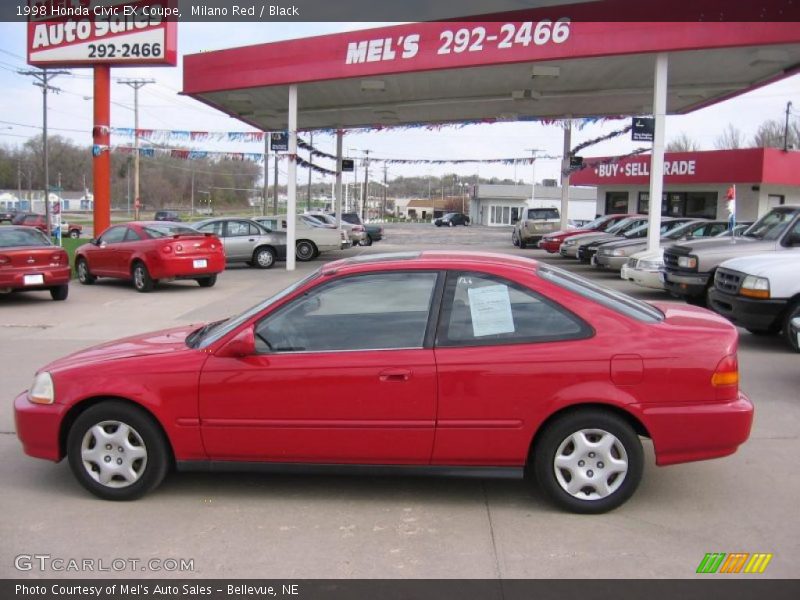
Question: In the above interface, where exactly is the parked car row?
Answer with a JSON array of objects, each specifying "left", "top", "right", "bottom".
[
  {"left": 10, "top": 212, "right": 83, "bottom": 239},
  {"left": 1, "top": 213, "right": 377, "bottom": 299},
  {"left": 535, "top": 206, "right": 800, "bottom": 352}
]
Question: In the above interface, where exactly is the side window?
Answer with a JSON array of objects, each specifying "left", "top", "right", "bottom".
[
  {"left": 23, "top": 215, "right": 38, "bottom": 225},
  {"left": 124, "top": 228, "right": 142, "bottom": 242},
  {"left": 99, "top": 226, "right": 126, "bottom": 244},
  {"left": 197, "top": 222, "right": 223, "bottom": 236},
  {"left": 255, "top": 272, "right": 438, "bottom": 353},
  {"left": 438, "top": 272, "right": 589, "bottom": 347},
  {"left": 228, "top": 221, "right": 251, "bottom": 237},
  {"left": 249, "top": 222, "right": 263, "bottom": 236},
  {"left": 704, "top": 223, "right": 727, "bottom": 237}
]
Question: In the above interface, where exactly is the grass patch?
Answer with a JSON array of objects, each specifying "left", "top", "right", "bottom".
[{"left": 55, "top": 237, "right": 88, "bottom": 278}]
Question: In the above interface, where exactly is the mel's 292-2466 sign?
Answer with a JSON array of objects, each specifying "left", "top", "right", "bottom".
[{"left": 27, "top": 1, "right": 177, "bottom": 67}]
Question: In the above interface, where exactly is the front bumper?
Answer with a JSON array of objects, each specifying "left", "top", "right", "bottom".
[
  {"left": 663, "top": 270, "right": 710, "bottom": 298},
  {"left": 708, "top": 289, "right": 787, "bottom": 331},
  {"left": 626, "top": 267, "right": 666, "bottom": 291},
  {"left": 595, "top": 254, "right": 629, "bottom": 270},
  {"left": 14, "top": 391, "right": 66, "bottom": 462},
  {"left": 642, "top": 392, "right": 753, "bottom": 466},
  {"left": 539, "top": 239, "right": 562, "bottom": 253}
]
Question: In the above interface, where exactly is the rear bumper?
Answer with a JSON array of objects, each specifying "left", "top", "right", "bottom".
[
  {"left": 0, "top": 266, "right": 70, "bottom": 291},
  {"left": 595, "top": 255, "right": 628, "bottom": 270},
  {"left": 642, "top": 392, "right": 753, "bottom": 466},
  {"left": 663, "top": 270, "right": 710, "bottom": 298},
  {"left": 708, "top": 289, "right": 786, "bottom": 331},
  {"left": 149, "top": 254, "right": 226, "bottom": 279},
  {"left": 539, "top": 240, "right": 561, "bottom": 253},
  {"left": 14, "top": 391, "right": 66, "bottom": 462}
]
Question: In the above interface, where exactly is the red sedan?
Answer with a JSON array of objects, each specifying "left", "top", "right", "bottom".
[
  {"left": 75, "top": 221, "right": 225, "bottom": 293},
  {"left": 14, "top": 252, "right": 752, "bottom": 513},
  {"left": 538, "top": 214, "right": 633, "bottom": 253},
  {"left": 0, "top": 226, "right": 70, "bottom": 300}
]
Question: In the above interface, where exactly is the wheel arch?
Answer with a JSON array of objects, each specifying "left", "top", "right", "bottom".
[
  {"left": 58, "top": 396, "right": 175, "bottom": 467},
  {"left": 527, "top": 402, "right": 651, "bottom": 464}
]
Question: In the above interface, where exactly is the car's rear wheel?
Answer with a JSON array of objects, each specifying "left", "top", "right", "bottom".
[
  {"left": 132, "top": 262, "right": 155, "bottom": 293},
  {"left": 296, "top": 240, "right": 317, "bottom": 261},
  {"left": 519, "top": 237, "right": 527, "bottom": 249},
  {"left": 253, "top": 246, "right": 276, "bottom": 269},
  {"left": 69, "top": 229, "right": 80, "bottom": 239},
  {"left": 448, "top": 221, "right": 454, "bottom": 227},
  {"left": 66, "top": 401, "right": 170, "bottom": 501},
  {"left": 196, "top": 275, "right": 217, "bottom": 288},
  {"left": 532, "top": 409, "right": 643, "bottom": 513},
  {"left": 358, "top": 235, "right": 373, "bottom": 247},
  {"left": 76, "top": 258, "right": 96, "bottom": 285},
  {"left": 783, "top": 301, "right": 800, "bottom": 353},
  {"left": 49, "top": 284, "right": 69, "bottom": 301}
]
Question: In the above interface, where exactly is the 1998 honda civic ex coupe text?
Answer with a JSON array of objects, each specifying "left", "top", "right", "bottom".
[{"left": 14, "top": 252, "right": 753, "bottom": 513}]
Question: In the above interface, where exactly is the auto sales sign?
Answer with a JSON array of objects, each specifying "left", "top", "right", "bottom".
[{"left": 27, "top": 1, "right": 177, "bottom": 67}]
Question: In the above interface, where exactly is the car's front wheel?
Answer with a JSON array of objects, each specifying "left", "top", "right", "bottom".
[
  {"left": 295, "top": 240, "right": 317, "bottom": 262},
  {"left": 532, "top": 409, "right": 643, "bottom": 513},
  {"left": 253, "top": 247, "right": 276, "bottom": 269},
  {"left": 69, "top": 229, "right": 80, "bottom": 239},
  {"left": 66, "top": 401, "right": 170, "bottom": 500},
  {"left": 76, "top": 258, "right": 96, "bottom": 285},
  {"left": 783, "top": 301, "right": 800, "bottom": 353},
  {"left": 358, "top": 235, "right": 373, "bottom": 247}
]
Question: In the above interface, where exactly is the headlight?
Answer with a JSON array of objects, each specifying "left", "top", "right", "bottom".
[
  {"left": 639, "top": 259, "right": 663, "bottom": 270},
  {"left": 677, "top": 255, "right": 697, "bottom": 269},
  {"left": 740, "top": 275, "right": 770, "bottom": 299},
  {"left": 612, "top": 249, "right": 627, "bottom": 257},
  {"left": 29, "top": 372, "right": 54, "bottom": 405},
  {"left": 563, "top": 240, "right": 575, "bottom": 246}
]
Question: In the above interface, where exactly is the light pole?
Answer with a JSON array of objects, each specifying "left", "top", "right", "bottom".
[
  {"left": 118, "top": 79, "right": 155, "bottom": 219},
  {"left": 525, "top": 148, "right": 540, "bottom": 206}
]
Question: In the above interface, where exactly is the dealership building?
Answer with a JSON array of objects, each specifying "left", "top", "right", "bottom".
[{"left": 570, "top": 148, "right": 800, "bottom": 221}]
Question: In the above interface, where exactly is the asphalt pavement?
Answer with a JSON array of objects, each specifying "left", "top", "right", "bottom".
[{"left": 1, "top": 222, "right": 797, "bottom": 578}]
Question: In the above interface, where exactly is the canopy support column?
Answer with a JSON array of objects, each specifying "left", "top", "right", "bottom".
[
  {"left": 647, "top": 53, "right": 668, "bottom": 253},
  {"left": 335, "top": 130, "right": 343, "bottom": 228},
  {"left": 560, "top": 119, "right": 572, "bottom": 231},
  {"left": 286, "top": 84, "right": 298, "bottom": 271}
]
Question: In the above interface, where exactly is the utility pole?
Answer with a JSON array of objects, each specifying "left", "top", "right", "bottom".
[
  {"left": 362, "top": 149, "right": 371, "bottom": 220},
  {"left": 191, "top": 166, "right": 195, "bottom": 218},
  {"left": 784, "top": 101, "right": 794, "bottom": 152},
  {"left": 19, "top": 68, "right": 69, "bottom": 238},
  {"left": 17, "top": 159, "right": 22, "bottom": 203},
  {"left": 118, "top": 78, "right": 155, "bottom": 219},
  {"left": 382, "top": 163, "right": 388, "bottom": 220},
  {"left": 306, "top": 131, "right": 313, "bottom": 211},
  {"left": 273, "top": 154, "right": 279, "bottom": 214},
  {"left": 263, "top": 135, "right": 268, "bottom": 216},
  {"left": 525, "top": 148, "right": 540, "bottom": 207}
]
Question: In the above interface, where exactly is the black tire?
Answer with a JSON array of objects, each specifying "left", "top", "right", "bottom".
[
  {"left": 783, "top": 301, "right": 800, "bottom": 353},
  {"left": 532, "top": 409, "right": 644, "bottom": 514},
  {"left": 69, "top": 229, "right": 80, "bottom": 239},
  {"left": 132, "top": 262, "right": 155, "bottom": 293},
  {"left": 66, "top": 400, "right": 170, "bottom": 501},
  {"left": 519, "top": 238, "right": 527, "bottom": 249},
  {"left": 435, "top": 223, "right": 441, "bottom": 227},
  {"left": 49, "top": 284, "right": 69, "bottom": 301},
  {"left": 448, "top": 221, "right": 454, "bottom": 227},
  {"left": 359, "top": 235, "right": 373, "bottom": 247},
  {"left": 745, "top": 327, "right": 779, "bottom": 336},
  {"left": 512, "top": 232, "right": 520, "bottom": 247},
  {"left": 76, "top": 258, "right": 96, "bottom": 285},
  {"left": 295, "top": 240, "right": 317, "bottom": 262},
  {"left": 197, "top": 274, "right": 217, "bottom": 288},
  {"left": 253, "top": 246, "right": 276, "bottom": 269}
]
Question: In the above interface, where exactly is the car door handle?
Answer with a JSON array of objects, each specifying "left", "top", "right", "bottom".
[
  {"left": 379, "top": 369, "right": 412, "bottom": 382},
  {"left": 248, "top": 238, "right": 256, "bottom": 242}
]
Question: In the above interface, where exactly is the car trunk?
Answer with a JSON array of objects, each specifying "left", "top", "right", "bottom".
[{"left": 1, "top": 246, "right": 66, "bottom": 268}]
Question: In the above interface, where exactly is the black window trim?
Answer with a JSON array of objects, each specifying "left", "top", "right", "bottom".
[
  {"left": 254, "top": 269, "right": 446, "bottom": 355},
  {"left": 434, "top": 270, "right": 594, "bottom": 349}
]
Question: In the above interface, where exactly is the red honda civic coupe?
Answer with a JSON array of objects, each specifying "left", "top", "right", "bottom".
[
  {"left": 0, "top": 226, "right": 70, "bottom": 301},
  {"left": 538, "top": 214, "right": 633, "bottom": 254},
  {"left": 75, "top": 221, "right": 225, "bottom": 292},
  {"left": 14, "top": 252, "right": 753, "bottom": 513}
]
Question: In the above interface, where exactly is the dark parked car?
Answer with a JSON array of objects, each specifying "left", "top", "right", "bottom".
[
  {"left": 154, "top": 210, "right": 182, "bottom": 222},
  {"left": 339, "top": 212, "right": 383, "bottom": 246},
  {"left": 435, "top": 212, "right": 470, "bottom": 227},
  {"left": 1, "top": 208, "right": 20, "bottom": 223},
  {"left": 11, "top": 213, "right": 83, "bottom": 239}
]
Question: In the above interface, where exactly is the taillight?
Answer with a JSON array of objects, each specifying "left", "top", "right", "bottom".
[
  {"left": 0, "top": 254, "right": 9, "bottom": 266},
  {"left": 162, "top": 244, "right": 173, "bottom": 254},
  {"left": 175, "top": 243, "right": 184, "bottom": 252},
  {"left": 50, "top": 252, "right": 62, "bottom": 262},
  {"left": 712, "top": 354, "right": 739, "bottom": 400}
]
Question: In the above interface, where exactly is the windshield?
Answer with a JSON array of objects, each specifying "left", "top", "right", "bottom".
[
  {"left": 188, "top": 269, "right": 322, "bottom": 349},
  {"left": 340, "top": 213, "right": 361, "bottom": 225},
  {"left": 0, "top": 227, "right": 51, "bottom": 247},
  {"left": 581, "top": 215, "right": 611, "bottom": 229},
  {"left": 144, "top": 224, "right": 201, "bottom": 238},
  {"left": 624, "top": 219, "right": 688, "bottom": 239},
  {"left": 605, "top": 217, "right": 638, "bottom": 234},
  {"left": 665, "top": 221, "right": 702, "bottom": 239},
  {"left": 743, "top": 209, "right": 797, "bottom": 241}
]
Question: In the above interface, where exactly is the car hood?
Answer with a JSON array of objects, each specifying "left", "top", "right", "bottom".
[
  {"left": 668, "top": 236, "right": 777, "bottom": 256},
  {"left": 43, "top": 325, "right": 200, "bottom": 372},
  {"left": 719, "top": 251, "right": 800, "bottom": 277}
]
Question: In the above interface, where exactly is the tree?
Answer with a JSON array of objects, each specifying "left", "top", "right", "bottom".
[
  {"left": 752, "top": 118, "right": 800, "bottom": 149},
  {"left": 666, "top": 133, "right": 700, "bottom": 152},
  {"left": 714, "top": 124, "right": 744, "bottom": 149}
]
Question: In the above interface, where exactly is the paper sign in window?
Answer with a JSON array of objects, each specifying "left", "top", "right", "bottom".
[{"left": 468, "top": 284, "right": 515, "bottom": 337}]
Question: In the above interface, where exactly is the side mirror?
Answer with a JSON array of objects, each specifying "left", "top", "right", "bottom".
[
  {"left": 89, "top": 238, "right": 99, "bottom": 246},
  {"left": 217, "top": 326, "right": 256, "bottom": 358}
]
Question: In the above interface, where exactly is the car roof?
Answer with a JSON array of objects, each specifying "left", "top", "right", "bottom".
[{"left": 321, "top": 251, "right": 539, "bottom": 276}]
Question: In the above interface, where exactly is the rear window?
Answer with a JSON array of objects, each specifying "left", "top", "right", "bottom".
[
  {"left": 538, "top": 264, "right": 664, "bottom": 323},
  {"left": 527, "top": 208, "right": 559, "bottom": 220},
  {"left": 144, "top": 224, "right": 201, "bottom": 238},
  {"left": 0, "top": 228, "right": 51, "bottom": 247}
]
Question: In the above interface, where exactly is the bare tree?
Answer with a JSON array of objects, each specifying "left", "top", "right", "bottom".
[
  {"left": 714, "top": 124, "right": 744, "bottom": 149},
  {"left": 666, "top": 132, "right": 700, "bottom": 152},
  {"left": 752, "top": 118, "right": 800, "bottom": 149}
]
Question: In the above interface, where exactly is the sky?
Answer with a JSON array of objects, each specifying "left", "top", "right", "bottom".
[{"left": 1, "top": 20, "right": 798, "bottom": 190}]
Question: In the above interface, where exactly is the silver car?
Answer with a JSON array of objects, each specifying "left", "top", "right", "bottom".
[{"left": 193, "top": 218, "right": 287, "bottom": 269}]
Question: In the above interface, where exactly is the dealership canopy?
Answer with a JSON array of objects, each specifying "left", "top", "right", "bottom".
[{"left": 182, "top": 4, "right": 800, "bottom": 268}]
